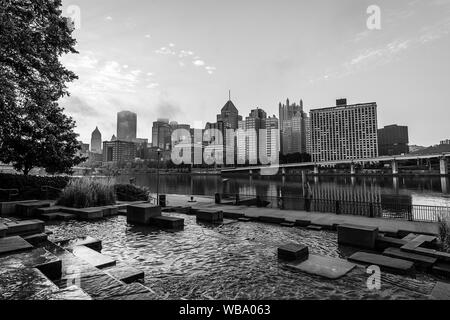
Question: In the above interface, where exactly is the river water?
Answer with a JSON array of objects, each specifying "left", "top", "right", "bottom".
[{"left": 117, "top": 174, "right": 450, "bottom": 208}]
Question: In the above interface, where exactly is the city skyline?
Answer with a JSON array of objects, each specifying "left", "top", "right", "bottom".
[{"left": 60, "top": 0, "right": 450, "bottom": 146}]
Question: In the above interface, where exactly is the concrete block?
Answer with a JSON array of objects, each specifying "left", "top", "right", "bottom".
[
  {"left": 383, "top": 247, "right": 437, "bottom": 270},
  {"left": 431, "top": 281, "right": 450, "bottom": 300},
  {"left": 16, "top": 201, "right": 51, "bottom": 217},
  {"left": 149, "top": 216, "right": 184, "bottom": 230},
  {"left": 222, "top": 211, "right": 245, "bottom": 220},
  {"left": 71, "top": 245, "right": 116, "bottom": 269},
  {"left": 36, "top": 206, "right": 63, "bottom": 215},
  {"left": 57, "top": 236, "right": 102, "bottom": 252},
  {"left": 337, "top": 224, "right": 379, "bottom": 249},
  {"left": 280, "top": 222, "right": 295, "bottom": 228},
  {"left": 0, "top": 200, "right": 38, "bottom": 216},
  {"left": 0, "top": 236, "right": 34, "bottom": 256},
  {"left": 41, "top": 213, "right": 60, "bottom": 221},
  {"left": 258, "top": 216, "right": 286, "bottom": 224},
  {"left": 238, "top": 217, "right": 251, "bottom": 222},
  {"left": 22, "top": 233, "right": 48, "bottom": 246},
  {"left": 294, "top": 219, "right": 311, "bottom": 227},
  {"left": 348, "top": 251, "right": 415, "bottom": 275},
  {"left": 56, "top": 213, "right": 77, "bottom": 221},
  {"left": 401, "top": 245, "right": 450, "bottom": 263},
  {"left": 196, "top": 209, "right": 223, "bottom": 223},
  {"left": 287, "top": 254, "right": 356, "bottom": 280},
  {"left": 5, "top": 219, "right": 45, "bottom": 236},
  {"left": 376, "top": 235, "right": 408, "bottom": 250},
  {"left": 0, "top": 223, "right": 7, "bottom": 238},
  {"left": 127, "top": 204, "right": 161, "bottom": 225},
  {"left": 106, "top": 265, "right": 145, "bottom": 284},
  {"left": 278, "top": 244, "right": 309, "bottom": 262},
  {"left": 307, "top": 225, "right": 323, "bottom": 231},
  {"left": 433, "top": 262, "right": 450, "bottom": 278}
]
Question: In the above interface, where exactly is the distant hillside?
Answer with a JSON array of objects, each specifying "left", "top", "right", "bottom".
[{"left": 409, "top": 144, "right": 450, "bottom": 155}]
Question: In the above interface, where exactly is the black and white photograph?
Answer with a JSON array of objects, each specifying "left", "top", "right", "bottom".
[{"left": 1, "top": 0, "right": 450, "bottom": 312}]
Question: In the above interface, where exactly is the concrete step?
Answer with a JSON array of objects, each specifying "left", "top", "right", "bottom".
[
  {"left": 348, "top": 251, "right": 415, "bottom": 275},
  {"left": 401, "top": 245, "right": 450, "bottom": 263},
  {"left": 376, "top": 235, "right": 408, "bottom": 251},
  {"left": 432, "top": 262, "right": 450, "bottom": 278},
  {"left": 36, "top": 206, "right": 64, "bottom": 215},
  {"left": 4, "top": 219, "right": 45, "bottom": 237},
  {"left": 61, "top": 207, "right": 104, "bottom": 220},
  {"left": 258, "top": 216, "right": 286, "bottom": 224},
  {"left": 0, "top": 223, "right": 7, "bottom": 238},
  {"left": 56, "top": 236, "right": 102, "bottom": 252},
  {"left": 280, "top": 222, "right": 295, "bottom": 228},
  {"left": 222, "top": 211, "right": 245, "bottom": 220},
  {"left": 0, "top": 236, "right": 34, "bottom": 256},
  {"left": 0, "top": 200, "right": 39, "bottom": 217},
  {"left": 22, "top": 233, "right": 48, "bottom": 246},
  {"left": 287, "top": 254, "right": 356, "bottom": 280},
  {"left": 238, "top": 217, "right": 251, "bottom": 222},
  {"left": 382, "top": 247, "right": 437, "bottom": 270},
  {"left": 307, "top": 225, "right": 323, "bottom": 231},
  {"left": 149, "top": 215, "right": 184, "bottom": 230},
  {"left": 40, "top": 213, "right": 60, "bottom": 221},
  {"left": 105, "top": 265, "right": 145, "bottom": 284},
  {"left": 16, "top": 201, "right": 52, "bottom": 217},
  {"left": 294, "top": 219, "right": 311, "bottom": 227},
  {"left": 70, "top": 245, "right": 116, "bottom": 269},
  {"left": 431, "top": 281, "right": 450, "bottom": 300},
  {"left": 195, "top": 209, "right": 224, "bottom": 223}
]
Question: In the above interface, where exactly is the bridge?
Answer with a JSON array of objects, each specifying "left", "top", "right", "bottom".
[{"left": 221, "top": 152, "right": 450, "bottom": 176}]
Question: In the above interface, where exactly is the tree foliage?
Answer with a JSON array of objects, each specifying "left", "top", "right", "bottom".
[{"left": 0, "top": 0, "right": 84, "bottom": 175}]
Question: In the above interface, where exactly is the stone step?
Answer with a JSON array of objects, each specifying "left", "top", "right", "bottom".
[
  {"left": 402, "top": 233, "right": 419, "bottom": 241},
  {"left": 195, "top": 209, "right": 223, "bottom": 223},
  {"left": 4, "top": 219, "right": 45, "bottom": 236},
  {"left": 376, "top": 235, "right": 408, "bottom": 251},
  {"left": 401, "top": 245, "right": 450, "bottom": 263},
  {"left": 101, "top": 205, "right": 119, "bottom": 217},
  {"left": 149, "top": 215, "right": 184, "bottom": 230},
  {"left": 36, "top": 206, "right": 63, "bottom": 215},
  {"left": 337, "top": 224, "right": 379, "bottom": 249},
  {"left": 278, "top": 244, "right": 309, "bottom": 262},
  {"left": 286, "top": 254, "right": 356, "bottom": 280},
  {"left": 432, "top": 262, "right": 450, "bottom": 278},
  {"left": 101, "top": 282, "right": 157, "bottom": 300},
  {"left": 222, "top": 211, "right": 245, "bottom": 220},
  {"left": 16, "top": 201, "right": 52, "bottom": 217},
  {"left": 348, "top": 251, "right": 415, "bottom": 275},
  {"left": 306, "top": 225, "right": 323, "bottom": 231},
  {"left": 117, "top": 209, "right": 127, "bottom": 216},
  {"left": 294, "top": 219, "right": 311, "bottom": 227},
  {"left": 22, "top": 233, "right": 48, "bottom": 246},
  {"left": 61, "top": 207, "right": 104, "bottom": 220},
  {"left": 56, "top": 212, "right": 78, "bottom": 221},
  {"left": 0, "top": 200, "right": 39, "bottom": 217},
  {"left": 40, "top": 213, "right": 60, "bottom": 221},
  {"left": 0, "top": 236, "right": 34, "bottom": 256},
  {"left": 0, "top": 223, "right": 7, "bottom": 238},
  {"left": 430, "top": 281, "right": 450, "bottom": 300},
  {"left": 56, "top": 236, "right": 102, "bottom": 252},
  {"left": 238, "top": 217, "right": 251, "bottom": 222},
  {"left": 70, "top": 245, "right": 116, "bottom": 269},
  {"left": 382, "top": 247, "right": 437, "bottom": 270},
  {"left": 258, "top": 216, "right": 286, "bottom": 224},
  {"left": 105, "top": 265, "right": 145, "bottom": 284},
  {"left": 127, "top": 204, "right": 161, "bottom": 225},
  {"left": 280, "top": 222, "right": 295, "bottom": 228}
]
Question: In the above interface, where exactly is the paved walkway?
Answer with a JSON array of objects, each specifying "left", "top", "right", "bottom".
[{"left": 164, "top": 194, "right": 440, "bottom": 236}]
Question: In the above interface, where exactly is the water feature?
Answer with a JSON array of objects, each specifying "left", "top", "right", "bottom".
[{"left": 46, "top": 214, "right": 436, "bottom": 299}]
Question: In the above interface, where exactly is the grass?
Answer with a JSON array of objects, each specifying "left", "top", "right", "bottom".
[
  {"left": 114, "top": 184, "right": 151, "bottom": 202},
  {"left": 56, "top": 177, "right": 116, "bottom": 208},
  {"left": 438, "top": 216, "right": 450, "bottom": 253}
]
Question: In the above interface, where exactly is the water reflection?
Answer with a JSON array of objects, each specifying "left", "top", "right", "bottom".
[{"left": 118, "top": 174, "right": 450, "bottom": 207}]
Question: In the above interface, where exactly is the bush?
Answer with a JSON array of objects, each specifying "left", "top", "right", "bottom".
[
  {"left": 0, "top": 173, "right": 70, "bottom": 201},
  {"left": 56, "top": 177, "right": 116, "bottom": 208},
  {"left": 438, "top": 217, "right": 450, "bottom": 253},
  {"left": 114, "top": 184, "right": 150, "bottom": 202}
]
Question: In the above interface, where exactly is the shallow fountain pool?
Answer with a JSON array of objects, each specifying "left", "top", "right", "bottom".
[{"left": 46, "top": 214, "right": 436, "bottom": 300}]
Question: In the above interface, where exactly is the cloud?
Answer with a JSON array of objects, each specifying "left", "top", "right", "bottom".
[
  {"left": 193, "top": 60, "right": 205, "bottom": 66},
  {"left": 63, "top": 96, "right": 99, "bottom": 117},
  {"left": 144, "top": 34, "right": 151, "bottom": 38},
  {"left": 105, "top": 16, "right": 113, "bottom": 21},
  {"left": 155, "top": 99, "right": 183, "bottom": 119},
  {"left": 155, "top": 46, "right": 176, "bottom": 55},
  {"left": 146, "top": 83, "right": 159, "bottom": 89},
  {"left": 205, "top": 66, "right": 216, "bottom": 74}
]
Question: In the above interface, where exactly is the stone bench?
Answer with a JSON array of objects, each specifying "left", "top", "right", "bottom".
[
  {"left": 127, "top": 204, "right": 161, "bottom": 225},
  {"left": 348, "top": 251, "right": 415, "bottom": 275},
  {"left": 337, "top": 224, "right": 379, "bottom": 249},
  {"left": 278, "top": 244, "right": 309, "bottom": 262}
]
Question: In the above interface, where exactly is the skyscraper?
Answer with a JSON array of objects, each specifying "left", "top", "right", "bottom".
[
  {"left": 152, "top": 118, "right": 172, "bottom": 151},
  {"left": 310, "top": 99, "right": 378, "bottom": 162},
  {"left": 378, "top": 124, "right": 409, "bottom": 156},
  {"left": 90, "top": 127, "right": 102, "bottom": 154},
  {"left": 117, "top": 111, "right": 137, "bottom": 141},
  {"left": 279, "top": 98, "right": 308, "bottom": 155}
]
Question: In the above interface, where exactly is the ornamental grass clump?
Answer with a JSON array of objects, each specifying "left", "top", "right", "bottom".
[
  {"left": 57, "top": 177, "right": 116, "bottom": 208},
  {"left": 438, "top": 216, "right": 450, "bottom": 253}
]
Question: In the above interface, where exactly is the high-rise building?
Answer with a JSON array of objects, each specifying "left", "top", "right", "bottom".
[
  {"left": 440, "top": 139, "right": 450, "bottom": 145},
  {"left": 265, "top": 116, "right": 280, "bottom": 161},
  {"left": 305, "top": 116, "right": 311, "bottom": 155},
  {"left": 152, "top": 118, "right": 172, "bottom": 151},
  {"left": 117, "top": 111, "right": 137, "bottom": 141},
  {"left": 90, "top": 127, "right": 102, "bottom": 154},
  {"left": 378, "top": 125, "right": 409, "bottom": 156},
  {"left": 279, "top": 98, "right": 308, "bottom": 155},
  {"left": 103, "top": 140, "right": 136, "bottom": 163},
  {"left": 310, "top": 99, "right": 378, "bottom": 162}
]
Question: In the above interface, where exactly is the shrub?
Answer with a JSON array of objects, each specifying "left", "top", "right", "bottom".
[
  {"left": 0, "top": 173, "right": 70, "bottom": 200},
  {"left": 438, "top": 217, "right": 450, "bottom": 253},
  {"left": 114, "top": 184, "right": 150, "bottom": 202},
  {"left": 57, "top": 177, "right": 116, "bottom": 208}
]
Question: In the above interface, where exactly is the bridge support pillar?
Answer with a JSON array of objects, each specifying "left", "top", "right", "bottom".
[
  {"left": 249, "top": 169, "right": 253, "bottom": 176},
  {"left": 391, "top": 160, "right": 399, "bottom": 175},
  {"left": 301, "top": 170, "right": 306, "bottom": 184},
  {"left": 282, "top": 168, "right": 286, "bottom": 176},
  {"left": 314, "top": 165, "right": 319, "bottom": 175},
  {"left": 350, "top": 163, "right": 356, "bottom": 175},
  {"left": 442, "top": 177, "right": 449, "bottom": 194},
  {"left": 440, "top": 158, "right": 448, "bottom": 175}
]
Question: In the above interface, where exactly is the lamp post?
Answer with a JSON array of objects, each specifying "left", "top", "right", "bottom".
[{"left": 157, "top": 148, "right": 161, "bottom": 206}]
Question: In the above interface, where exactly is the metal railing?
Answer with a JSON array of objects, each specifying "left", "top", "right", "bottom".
[{"left": 217, "top": 193, "right": 450, "bottom": 223}]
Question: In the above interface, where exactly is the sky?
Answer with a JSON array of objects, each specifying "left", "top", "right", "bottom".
[{"left": 59, "top": 0, "right": 450, "bottom": 146}]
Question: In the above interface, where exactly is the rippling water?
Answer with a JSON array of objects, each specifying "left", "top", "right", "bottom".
[{"left": 45, "top": 215, "right": 438, "bottom": 300}]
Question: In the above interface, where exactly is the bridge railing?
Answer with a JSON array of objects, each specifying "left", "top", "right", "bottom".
[{"left": 218, "top": 193, "right": 450, "bottom": 223}]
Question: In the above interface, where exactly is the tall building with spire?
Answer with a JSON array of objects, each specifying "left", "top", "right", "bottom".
[
  {"left": 117, "top": 111, "right": 137, "bottom": 141},
  {"left": 279, "top": 98, "right": 308, "bottom": 155},
  {"left": 90, "top": 127, "right": 102, "bottom": 154}
]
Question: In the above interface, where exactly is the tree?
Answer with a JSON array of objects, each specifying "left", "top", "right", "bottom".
[{"left": 0, "top": 0, "right": 84, "bottom": 175}]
